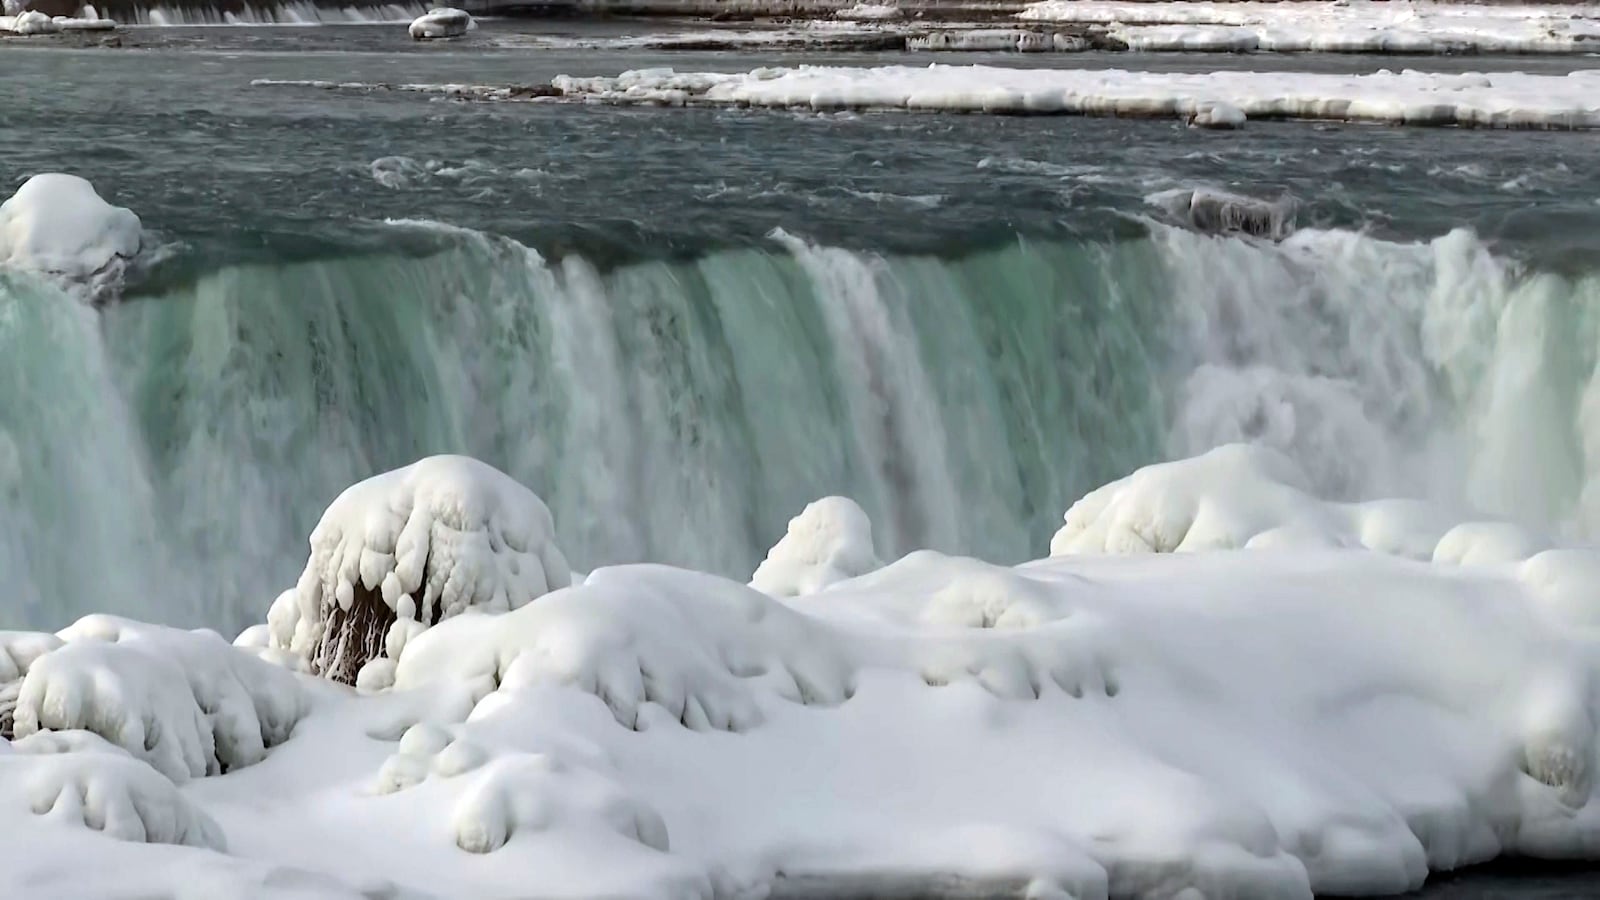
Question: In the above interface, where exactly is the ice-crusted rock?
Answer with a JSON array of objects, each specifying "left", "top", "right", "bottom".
[
  {"left": 835, "top": 2, "right": 900, "bottom": 20},
  {"left": 1192, "top": 101, "right": 1246, "bottom": 129},
  {"left": 0, "top": 174, "right": 141, "bottom": 295},
  {"left": 12, "top": 617, "right": 305, "bottom": 783},
  {"left": 0, "top": 735, "right": 226, "bottom": 849},
  {"left": 751, "top": 496, "right": 881, "bottom": 597},
  {"left": 1148, "top": 187, "right": 1294, "bottom": 240},
  {"left": 408, "top": 7, "right": 471, "bottom": 40},
  {"left": 270, "top": 455, "right": 571, "bottom": 685},
  {"left": 5, "top": 9, "right": 55, "bottom": 32}
]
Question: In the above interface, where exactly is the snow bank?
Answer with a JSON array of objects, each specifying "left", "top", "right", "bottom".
[
  {"left": 1018, "top": 1, "right": 1600, "bottom": 55},
  {"left": 269, "top": 455, "right": 571, "bottom": 685},
  {"left": 0, "top": 174, "right": 141, "bottom": 295},
  {"left": 751, "top": 496, "right": 881, "bottom": 597},
  {"left": 408, "top": 6, "right": 471, "bottom": 39},
  {"left": 549, "top": 65, "right": 1600, "bottom": 130}
]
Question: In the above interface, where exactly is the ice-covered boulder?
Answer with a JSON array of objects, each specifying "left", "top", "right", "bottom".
[
  {"left": 1147, "top": 187, "right": 1295, "bottom": 240},
  {"left": 270, "top": 455, "right": 571, "bottom": 685},
  {"left": 1192, "top": 101, "right": 1246, "bottom": 129},
  {"left": 12, "top": 617, "right": 305, "bottom": 783},
  {"left": 408, "top": 7, "right": 471, "bottom": 40},
  {"left": 836, "top": 3, "right": 901, "bottom": 20},
  {"left": 0, "top": 173, "right": 141, "bottom": 295},
  {"left": 751, "top": 496, "right": 881, "bottom": 597},
  {"left": 6, "top": 9, "right": 56, "bottom": 32}
]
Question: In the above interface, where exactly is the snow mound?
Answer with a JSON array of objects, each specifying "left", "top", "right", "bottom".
[
  {"left": 409, "top": 7, "right": 471, "bottom": 39},
  {"left": 751, "top": 496, "right": 881, "bottom": 597},
  {"left": 1050, "top": 443, "right": 1538, "bottom": 564},
  {"left": 0, "top": 174, "right": 142, "bottom": 295},
  {"left": 548, "top": 65, "right": 1600, "bottom": 130},
  {"left": 0, "top": 737, "right": 225, "bottom": 849},
  {"left": 270, "top": 455, "right": 571, "bottom": 685},
  {"left": 13, "top": 617, "right": 305, "bottom": 783}
]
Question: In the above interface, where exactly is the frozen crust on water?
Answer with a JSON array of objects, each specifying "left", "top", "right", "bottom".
[
  {"left": 409, "top": 6, "right": 472, "bottom": 39},
  {"left": 268, "top": 455, "right": 571, "bottom": 685},
  {"left": 751, "top": 496, "right": 882, "bottom": 597},
  {"left": 0, "top": 174, "right": 141, "bottom": 294},
  {"left": 546, "top": 65, "right": 1600, "bottom": 130},
  {"left": 1018, "top": 1, "right": 1600, "bottom": 55}
]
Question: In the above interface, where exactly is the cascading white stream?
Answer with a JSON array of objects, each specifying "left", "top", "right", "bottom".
[{"left": 1, "top": 223, "right": 1596, "bottom": 634}]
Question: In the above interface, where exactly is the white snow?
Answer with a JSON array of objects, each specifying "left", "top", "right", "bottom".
[
  {"left": 1018, "top": 1, "right": 1600, "bottom": 55},
  {"left": 549, "top": 65, "right": 1600, "bottom": 130},
  {"left": 11, "top": 449, "right": 1600, "bottom": 895},
  {"left": 0, "top": 174, "right": 142, "bottom": 293},
  {"left": 408, "top": 6, "right": 471, "bottom": 39},
  {"left": 750, "top": 496, "right": 881, "bottom": 597}
]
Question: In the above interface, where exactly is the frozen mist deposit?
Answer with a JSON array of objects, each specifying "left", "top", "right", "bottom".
[
  {"left": 8, "top": 443, "right": 1600, "bottom": 898},
  {"left": 0, "top": 174, "right": 140, "bottom": 298}
]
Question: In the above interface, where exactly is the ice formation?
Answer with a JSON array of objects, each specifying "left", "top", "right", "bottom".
[
  {"left": 267, "top": 455, "right": 571, "bottom": 685},
  {"left": 750, "top": 496, "right": 881, "bottom": 597},
  {"left": 1146, "top": 188, "right": 1296, "bottom": 240},
  {"left": 1017, "top": 1, "right": 1600, "bottom": 55},
  {"left": 408, "top": 6, "right": 471, "bottom": 39},
  {"left": 548, "top": 65, "right": 1600, "bottom": 129},
  {"left": 0, "top": 174, "right": 142, "bottom": 292},
  {"left": 9, "top": 448, "right": 1600, "bottom": 896}
]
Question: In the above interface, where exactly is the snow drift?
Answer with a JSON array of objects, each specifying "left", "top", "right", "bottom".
[{"left": 7, "top": 449, "right": 1600, "bottom": 897}]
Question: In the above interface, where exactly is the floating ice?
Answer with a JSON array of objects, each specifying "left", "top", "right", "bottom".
[
  {"left": 0, "top": 173, "right": 141, "bottom": 295},
  {"left": 408, "top": 6, "right": 471, "bottom": 39}
]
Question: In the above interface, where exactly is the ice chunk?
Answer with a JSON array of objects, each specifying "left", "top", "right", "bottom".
[
  {"left": 5, "top": 9, "right": 56, "bottom": 32},
  {"left": 408, "top": 7, "right": 471, "bottom": 39},
  {"left": 273, "top": 455, "right": 571, "bottom": 684},
  {"left": 1192, "top": 101, "right": 1246, "bottom": 129},
  {"left": 0, "top": 174, "right": 141, "bottom": 295},
  {"left": 751, "top": 496, "right": 881, "bottom": 597},
  {"left": 835, "top": 3, "right": 901, "bottom": 20}
]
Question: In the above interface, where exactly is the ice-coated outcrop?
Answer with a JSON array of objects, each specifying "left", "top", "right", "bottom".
[
  {"left": 0, "top": 174, "right": 141, "bottom": 294},
  {"left": 750, "top": 495, "right": 881, "bottom": 597},
  {"left": 1147, "top": 187, "right": 1296, "bottom": 240},
  {"left": 408, "top": 7, "right": 471, "bottom": 39},
  {"left": 268, "top": 455, "right": 571, "bottom": 685}
]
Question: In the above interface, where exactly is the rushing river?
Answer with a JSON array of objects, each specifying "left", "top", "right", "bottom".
[{"left": 4, "top": 29, "right": 1600, "bottom": 639}]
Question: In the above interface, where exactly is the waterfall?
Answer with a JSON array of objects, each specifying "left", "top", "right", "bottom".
[{"left": 3, "top": 223, "right": 1597, "bottom": 633}]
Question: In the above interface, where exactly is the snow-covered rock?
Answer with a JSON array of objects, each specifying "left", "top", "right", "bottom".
[
  {"left": 1146, "top": 187, "right": 1296, "bottom": 240},
  {"left": 4, "top": 9, "right": 56, "bottom": 32},
  {"left": 408, "top": 6, "right": 471, "bottom": 40},
  {"left": 751, "top": 496, "right": 881, "bottom": 597},
  {"left": 1192, "top": 100, "right": 1245, "bottom": 129},
  {"left": 270, "top": 455, "right": 571, "bottom": 684},
  {"left": 0, "top": 173, "right": 141, "bottom": 294},
  {"left": 12, "top": 617, "right": 305, "bottom": 783}
]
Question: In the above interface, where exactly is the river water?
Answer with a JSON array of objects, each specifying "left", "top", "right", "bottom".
[{"left": 5, "top": 25, "right": 1600, "bottom": 639}]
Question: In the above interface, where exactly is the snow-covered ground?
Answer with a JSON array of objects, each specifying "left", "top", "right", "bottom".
[
  {"left": 1019, "top": 1, "right": 1600, "bottom": 54},
  {"left": 8, "top": 436, "right": 1600, "bottom": 898},
  {"left": 537, "top": 64, "right": 1600, "bottom": 129}
]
